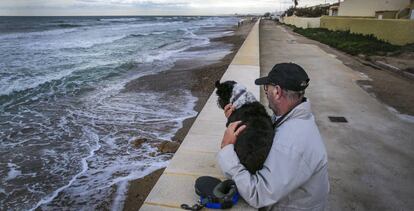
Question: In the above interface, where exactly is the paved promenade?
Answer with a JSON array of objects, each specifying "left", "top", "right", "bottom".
[
  {"left": 140, "top": 20, "right": 261, "bottom": 211},
  {"left": 260, "top": 20, "right": 414, "bottom": 210}
]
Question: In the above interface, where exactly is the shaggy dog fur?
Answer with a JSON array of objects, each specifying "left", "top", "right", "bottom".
[{"left": 215, "top": 80, "right": 274, "bottom": 173}]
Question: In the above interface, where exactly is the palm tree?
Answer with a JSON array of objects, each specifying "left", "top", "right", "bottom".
[{"left": 293, "top": 0, "right": 298, "bottom": 8}]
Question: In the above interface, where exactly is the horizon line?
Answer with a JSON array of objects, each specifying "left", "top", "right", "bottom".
[{"left": 0, "top": 14, "right": 263, "bottom": 17}]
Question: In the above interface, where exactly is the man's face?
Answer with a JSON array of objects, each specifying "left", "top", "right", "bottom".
[{"left": 264, "top": 84, "right": 279, "bottom": 114}]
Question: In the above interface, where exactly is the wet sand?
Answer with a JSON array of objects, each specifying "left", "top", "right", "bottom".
[{"left": 122, "top": 21, "right": 255, "bottom": 211}]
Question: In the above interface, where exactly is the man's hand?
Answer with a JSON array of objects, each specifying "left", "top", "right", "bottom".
[
  {"left": 221, "top": 121, "right": 247, "bottom": 149},
  {"left": 224, "top": 104, "right": 236, "bottom": 118}
]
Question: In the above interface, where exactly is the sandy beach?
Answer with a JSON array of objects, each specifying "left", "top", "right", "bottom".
[{"left": 122, "top": 20, "right": 255, "bottom": 211}]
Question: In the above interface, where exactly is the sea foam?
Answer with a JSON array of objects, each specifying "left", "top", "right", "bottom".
[{"left": 0, "top": 16, "right": 239, "bottom": 211}]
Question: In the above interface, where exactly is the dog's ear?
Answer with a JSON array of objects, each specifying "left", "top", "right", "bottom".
[{"left": 215, "top": 80, "right": 221, "bottom": 88}]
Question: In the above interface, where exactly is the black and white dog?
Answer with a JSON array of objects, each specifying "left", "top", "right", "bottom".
[{"left": 215, "top": 80, "right": 274, "bottom": 173}]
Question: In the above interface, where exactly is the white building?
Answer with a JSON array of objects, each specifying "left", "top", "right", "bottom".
[{"left": 338, "top": 0, "right": 412, "bottom": 19}]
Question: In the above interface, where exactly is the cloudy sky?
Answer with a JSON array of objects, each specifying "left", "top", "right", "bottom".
[{"left": 1, "top": 0, "right": 339, "bottom": 16}]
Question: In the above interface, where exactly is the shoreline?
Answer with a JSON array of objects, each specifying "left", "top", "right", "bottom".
[{"left": 122, "top": 21, "right": 255, "bottom": 210}]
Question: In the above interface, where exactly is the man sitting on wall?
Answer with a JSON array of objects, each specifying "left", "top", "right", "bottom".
[{"left": 218, "top": 63, "right": 329, "bottom": 210}]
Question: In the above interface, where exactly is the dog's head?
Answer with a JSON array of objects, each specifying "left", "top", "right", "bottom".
[
  {"left": 215, "top": 80, "right": 236, "bottom": 109},
  {"left": 215, "top": 80, "right": 257, "bottom": 110}
]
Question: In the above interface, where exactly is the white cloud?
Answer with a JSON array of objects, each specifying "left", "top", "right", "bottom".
[{"left": 0, "top": 0, "right": 340, "bottom": 16}]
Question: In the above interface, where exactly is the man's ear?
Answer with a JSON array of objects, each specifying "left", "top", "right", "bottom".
[{"left": 274, "top": 85, "right": 283, "bottom": 100}]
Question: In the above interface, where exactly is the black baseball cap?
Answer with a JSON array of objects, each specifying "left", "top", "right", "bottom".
[{"left": 255, "top": 63, "right": 310, "bottom": 91}]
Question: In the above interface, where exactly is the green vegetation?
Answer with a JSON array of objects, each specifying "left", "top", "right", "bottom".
[
  {"left": 290, "top": 26, "right": 401, "bottom": 56},
  {"left": 282, "top": 5, "right": 329, "bottom": 18}
]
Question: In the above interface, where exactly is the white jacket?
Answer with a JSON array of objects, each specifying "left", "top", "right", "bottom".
[{"left": 217, "top": 101, "right": 329, "bottom": 210}]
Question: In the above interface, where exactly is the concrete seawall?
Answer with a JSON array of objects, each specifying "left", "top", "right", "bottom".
[{"left": 140, "top": 19, "right": 261, "bottom": 211}]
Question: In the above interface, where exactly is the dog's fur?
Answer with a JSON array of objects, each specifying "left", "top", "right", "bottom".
[{"left": 215, "top": 80, "right": 274, "bottom": 173}]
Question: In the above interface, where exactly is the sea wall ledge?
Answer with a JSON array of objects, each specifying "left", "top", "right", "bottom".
[{"left": 140, "top": 19, "right": 261, "bottom": 211}]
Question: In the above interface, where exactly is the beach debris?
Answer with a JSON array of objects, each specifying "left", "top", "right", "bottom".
[
  {"left": 156, "top": 141, "right": 180, "bottom": 153},
  {"left": 148, "top": 152, "right": 157, "bottom": 157},
  {"left": 131, "top": 138, "right": 147, "bottom": 148}
]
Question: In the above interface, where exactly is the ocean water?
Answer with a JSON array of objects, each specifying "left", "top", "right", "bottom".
[{"left": 0, "top": 16, "right": 238, "bottom": 210}]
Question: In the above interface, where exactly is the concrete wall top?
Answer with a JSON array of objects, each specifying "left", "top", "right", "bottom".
[
  {"left": 282, "top": 16, "right": 321, "bottom": 29},
  {"left": 230, "top": 22, "right": 260, "bottom": 66}
]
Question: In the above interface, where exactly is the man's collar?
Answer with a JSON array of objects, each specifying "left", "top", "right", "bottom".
[{"left": 273, "top": 97, "right": 309, "bottom": 128}]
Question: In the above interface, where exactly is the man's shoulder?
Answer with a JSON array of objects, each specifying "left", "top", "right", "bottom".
[
  {"left": 274, "top": 115, "right": 326, "bottom": 160},
  {"left": 276, "top": 114, "right": 320, "bottom": 140}
]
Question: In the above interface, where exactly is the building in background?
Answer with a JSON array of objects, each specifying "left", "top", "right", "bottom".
[
  {"left": 328, "top": 2, "right": 340, "bottom": 16},
  {"left": 337, "top": 0, "right": 413, "bottom": 19},
  {"left": 281, "top": 0, "right": 414, "bottom": 45}
]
